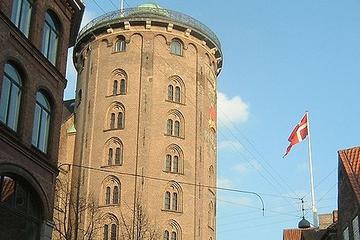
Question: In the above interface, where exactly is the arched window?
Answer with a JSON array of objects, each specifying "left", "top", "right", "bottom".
[
  {"left": 11, "top": 0, "right": 33, "bottom": 37},
  {"left": 107, "top": 102, "right": 125, "bottom": 131},
  {"left": 167, "top": 85, "right": 174, "bottom": 101},
  {"left": 164, "top": 182, "right": 182, "bottom": 212},
  {"left": 166, "top": 119, "right": 173, "bottom": 135},
  {"left": 164, "top": 230, "right": 170, "bottom": 240},
  {"left": 171, "top": 232, "right": 177, "bottom": 240},
  {"left": 115, "top": 37, "right": 126, "bottom": 52},
  {"left": 120, "top": 79, "right": 126, "bottom": 95},
  {"left": 174, "top": 86, "right": 181, "bottom": 102},
  {"left": 104, "top": 137, "right": 123, "bottom": 166},
  {"left": 167, "top": 76, "right": 185, "bottom": 104},
  {"left": 31, "top": 91, "right": 51, "bottom": 153},
  {"left": 109, "top": 69, "right": 127, "bottom": 96},
  {"left": 113, "top": 80, "right": 118, "bottom": 95},
  {"left": 102, "top": 176, "right": 121, "bottom": 206},
  {"left": 164, "top": 191, "right": 170, "bottom": 210},
  {"left": 164, "top": 144, "right": 183, "bottom": 174},
  {"left": 105, "top": 187, "right": 111, "bottom": 205},
  {"left": 0, "top": 63, "right": 22, "bottom": 131},
  {"left": 0, "top": 175, "right": 42, "bottom": 240},
  {"left": 170, "top": 39, "right": 182, "bottom": 56},
  {"left": 166, "top": 109, "right": 184, "bottom": 138},
  {"left": 42, "top": 11, "right": 60, "bottom": 65},
  {"left": 113, "top": 186, "right": 119, "bottom": 204},
  {"left": 174, "top": 121, "right": 180, "bottom": 137}
]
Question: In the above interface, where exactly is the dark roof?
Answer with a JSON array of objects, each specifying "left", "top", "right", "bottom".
[
  {"left": 338, "top": 146, "right": 360, "bottom": 204},
  {"left": 62, "top": 99, "right": 75, "bottom": 122}
]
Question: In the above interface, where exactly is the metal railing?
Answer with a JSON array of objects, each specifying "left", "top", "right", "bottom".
[{"left": 77, "top": 7, "right": 221, "bottom": 49}]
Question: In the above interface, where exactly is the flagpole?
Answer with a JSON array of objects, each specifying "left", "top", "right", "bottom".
[{"left": 306, "top": 111, "right": 318, "bottom": 227}]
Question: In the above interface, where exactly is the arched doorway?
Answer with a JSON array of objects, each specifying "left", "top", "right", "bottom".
[{"left": 0, "top": 174, "right": 42, "bottom": 240}]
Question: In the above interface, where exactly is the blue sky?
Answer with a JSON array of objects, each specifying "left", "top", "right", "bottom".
[{"left": 65, "top": 0, "right": 360, "bottom": 239}]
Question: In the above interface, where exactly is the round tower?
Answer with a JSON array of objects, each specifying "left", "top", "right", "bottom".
[{"left": 72, "top": 4, "right": 222, "bottom": 239}]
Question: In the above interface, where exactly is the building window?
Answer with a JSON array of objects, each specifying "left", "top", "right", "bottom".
[
  {"left": 120, "top": 79, "right": 126, "bottom": 95},
  {"left": 164, "top": 230, "right": 170, "bottom": 240},
  {"left": 115, "top": 37, "right": 126, "bottom": 52},
  {"left": 166, "top": 119, "right": 173, "bottom": 135},
  {"left": 174, "top": 121, "right": 180, "bottom": 137},
  {"left": 167, "top": 85, "right": 174, "bottom": 101},
  {"left": 164, "top": 145, "right": 183, "bottom": 174},
  {"left": 103, "top": 224, "right": 109, "bottom": 240},
  {"left": 113, "top": 186, "right": 119, "bottom": 204},
  {"left": 108, "top": 148, "right": 113, "bottom": 165},
  {"left": 110, "top": 224, "right": 117, "bottom": 240},
  {"left": 113, "top": 80, "right": 118, "bottom": 95},
  {"left": 115, "top": 147, "right": 122, "bottom": 165},
  {"left": 105, "top": 187, "right": 111, "bottom": 205},
  {"left": 104, "top": 137, "right": 124, "bottom": 166},
  {"left": 41, "top": 11, "right": 60, "bottom": 65},
  {"left": 31, "top": 91, "right": 51, "bottom": 153},
  {"left": 174, "top": 86, "right": 181, "bottom": 102},
  {"left": 11, "top": 0, "right": 33, "bottom": 37},
  {"left": 172, "top": 193, "right": 178, "bottom": 211},
  {"left": 0, "top": 175, "right": 42, "bottom": 240},
  {"left": 171, "top": 232, "right": 177, "bottom": 240},
  {"left": 0, "top": 63, "right": 22, "bottom": 131},
  {"left": 353, "top": 216, "right": 360, "bottom": 240},
  {"left": 164, "top": 182, "right": 182, "bottom": 212},
  {"left": 167, "top": 76, "right": 185, "bottom": 104},
  {"left": 164, "top": 191, "right": 170, "bottom": 210},
  {"left": 165, "top": 110, "right": 184, "bottom": 138},
  {"left": 117, "top": 112, "right": 123, "bottom": 129},
  {"left": 343, "top": 227, "right": 349, "bottom": 240},
  {"left": 107, "top": 102, "right": 125, "bottom": 130},
  {"left": 170, "top": 39, "right": 182, "bottom": 56},
  {"left": 110, "top": 113, "right": 115, "bottom": 129},
  {"left": 109, "top": 69, "right": 127, "bottom": 96}
]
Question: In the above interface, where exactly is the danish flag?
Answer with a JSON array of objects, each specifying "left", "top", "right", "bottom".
[{"left": 283, "top": 113, "right": 308, "bottom": 157}]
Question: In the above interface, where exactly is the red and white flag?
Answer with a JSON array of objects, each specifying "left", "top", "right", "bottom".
[{"left": 283, "top": 113, "right": 308, "bottom": 157}]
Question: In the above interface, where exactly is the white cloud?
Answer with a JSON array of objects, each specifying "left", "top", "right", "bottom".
[
  {"left": 233, "top": 163, "right": 249, "bottom": 174},
  {"left": 217, "top": 178, "right": 234, "bottom": 188},
  {"left": 217, "top": 92, "right": 249, "bottom": 127}
]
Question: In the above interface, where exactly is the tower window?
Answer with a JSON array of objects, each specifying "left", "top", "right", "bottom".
[
  {"left": 168, "top": 85, "right": 174, "bottom": 101},
  {"left": 174, "top": 121, "right": 180, "bottom": 137},
  {"left": 105, "top": 187, "right": 111, "bottom": 205},
  {"left": 174, "top": 86, "right": 181, "bottom": 102},
  {"left": 0, "top": 63, "right": 22, "bottom": 131},
  {"left": 166, "top": 119, "right": 173, "bottom": 135},
  {"left": 115, "top": 37, "right": 126, "bottom": 52},
  {"left": 110, "top": 224, "right": 117, "bottom": 240},
  {"left": 113, "top": 80, "right": 118, "bottom": 95},
  {"left": 11, "top": 0, "right": 33, "bottom": 37},
  {"left": 164, "top": 191, "right": 170, "bottom": 210},
  {"left": 171, "top": 231, "right": 177, "bottom": 240},
  {"left": 170, "top": 39, "right": 182, "bottom": 56},
  {"left": 120, "top": 79, "right": 126, "bottom": 95},
  {"left": 164, "top": 230, "right": 170, "bottom": 240},
  {"left": 113, "top": 186, "right": 119, "bottom": 204}
]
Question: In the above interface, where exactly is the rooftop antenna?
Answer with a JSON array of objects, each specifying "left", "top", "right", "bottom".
[
  {"left": 120, "top": 0, "right": 124, "bottom": 16},
  {"left": 298, "top": 198, "right": 311, "bottom": 229}
]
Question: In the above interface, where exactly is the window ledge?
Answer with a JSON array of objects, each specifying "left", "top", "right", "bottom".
[
  {"left": 101, "top": 164, "right": 123, "bottom": 168},
  {"left": 99, "top": 204, "right": 121, "bottom": 209},
  {"left": 103, "top": 128, "right": 125, "bottom": 133},
  {"left": 164, "top": 133, "right": 185, "bottom": 140},
  {"left": 161, "top": 209, "right": 183, "bottom": 214},
  {"left": 105, "top": 93, "right": 127, "bottom": 98},
  {"left": 165, "top": 99, "right": 185, "bottom": 106},
  {"left": 163, "top": 170, "right": 184, "bottom": 176}
]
